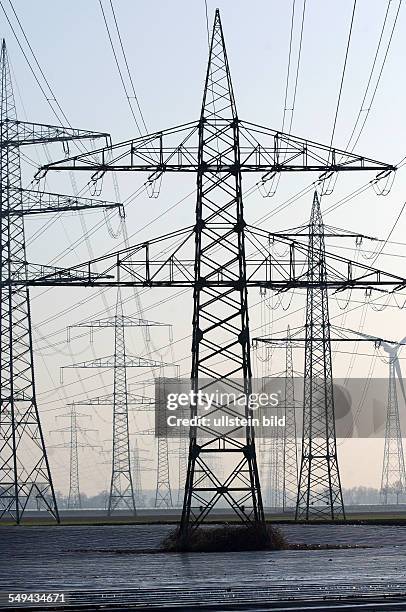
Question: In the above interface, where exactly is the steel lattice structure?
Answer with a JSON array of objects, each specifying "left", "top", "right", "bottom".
[
  {"left": 0, "top": 40, "right": 119, "bottom": 523},
  {"left": 64, "top": 289, "right": 171, "bottom": 515},
  {"left": 263, "top": 393, "right": 283, "bottom": 509},
  {"left": 255, "top": 322, "right": 406, "bottom": 518},
  {"left": 51, "top": 404, "right": 97, "bottom": 509},
  {"left": 381, "top": 346, "right": 406, "bottom": 504},
  {"left": 11, "top": 10, "right": 404, "bottom": 532},
  {"left": 60, "top": 406, "right": 82, "bottom": 509},
  {"left": 296, "top": 192, "right": 345, "bottom": 520},
  {"left": 132, "top": 440, "right": 153, "bottom": 506},
  {"left": 178, "top": 437, "right": 188, "bottom": 507},
  {"left": 169, "top": 437, "right": 188, "bottom": 507},
  {"left": 282, "top": 326, "right": 298, "bottom": 511},
  {"left": 155, "top": 377, "right": 179, "bottom": 509},
  {"left": 155, "top": 437, "right": 172, "bottom": 508},
  {"left": 344, "top": 330, "right": 406, "bottom": 505}
]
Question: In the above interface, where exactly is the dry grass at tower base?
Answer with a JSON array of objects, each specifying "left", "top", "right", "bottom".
[{"left": 162, "top": 522, "right": 288, "bottom": 552}]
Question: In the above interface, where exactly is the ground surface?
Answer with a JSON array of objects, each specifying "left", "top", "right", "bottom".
[{"left": 1, "top": 523, "right": 406, "bottom": 610}]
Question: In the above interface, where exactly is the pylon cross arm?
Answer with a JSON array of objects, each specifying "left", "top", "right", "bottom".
[
  {"left": 13, "top": 224, "right": 406, "bottom": 290},
  {"left": 1, "top": 119, "right": 110, "bottom": 148},
  {"left": 37, "top": 118, "right": 394, "bottom": 177},
  {"left": 1, "top": 188, "right": 122, "bottom": 217},
  {"left": 72, "top": 393, "right": 154, "bottom": 409},
  {"left": 69, "top": 315, "right": 170, "bottom": 329},
  {"left": 1, "top": 186, "right": 122, "bottom": 218},
  {"left": 62, "top": 354, "right": 171, "bottom": 370}
]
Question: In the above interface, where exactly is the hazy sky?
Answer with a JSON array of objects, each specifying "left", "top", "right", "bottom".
[{"left": 3, "top": 0, "right": 406, "bottom": 498}]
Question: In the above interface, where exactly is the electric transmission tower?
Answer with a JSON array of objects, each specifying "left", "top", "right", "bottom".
[
  {"left": 132, "top": 440, "right": 153, "bottom": 506},
  {"left": 51, "top": 404, "right": 98, "bottom": 509},
  {"left": 154, "top": 377, "right": 177, "bottom": 508},
  {"left": 266, "top": 403, "right": 283, "bottom": 509},
  {"left": 282, "top": 326, "right": 298, "bottom": 511},
  {"left": 63, "top": 289, "right": 172, "bottom": 515},
  {"left": 168, "top": 434, "right": 188, "bottom": 507},
  {"left": 177, "top": 436, "right": 188, "bottom": 507},
  {"left": 155, "top": 436, "right": 172, "bottom": 508},
  {"left": 0, "top": 40, "right": 120, "bottom": 523},
  {"left": 256, "top": 320, "right": 406, "bottom": 517},
  {"left": 350, "top": 331, "right": 406, "bottom": 504},
  {"left": 253, "top": 328, "right": 298, "bottom": 511},
  {"left": 380, "top": 339, "right": 406, "bottom": 504},
  {"left": 24, "top": 9, "right": 402, "bottom": 535},
  {"left": 296, "top": 191, "right": 345, "bottom": 520},
  {"left": 259, "top": 338, "right": 297, "bottom": 512}
]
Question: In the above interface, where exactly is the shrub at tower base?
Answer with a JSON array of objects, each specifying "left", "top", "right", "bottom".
[{"left": 162, "top": 523, "right": 287, "bottom": 552}]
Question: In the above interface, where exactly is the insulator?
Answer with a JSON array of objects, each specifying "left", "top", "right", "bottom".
[
  {"left": 89, "top": 172, "right": 104, "bottom": 197},
  {"left": 103, "top": 207, "right": 123, "bottom": 239},
  {"left": 372, "top": 170, "right": 395, "bottom": 196},
  {"left": 146, "top": 173, "right": 163, "bottom": 198},
  {"left": 62, "top": 141, "right": 70, "bottom": 157},
  {"left": 258, "top": 173, "right": 279, "bottom": 198},
  {"left": 318, "top": 171, "right": 338, "bottom": 196}
]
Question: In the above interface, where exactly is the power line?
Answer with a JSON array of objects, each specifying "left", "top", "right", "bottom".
[
  {"left": 0, "top": 0, "right": 68, "bottom": 126},
  {"left": 109, "top": 0, "right": 148, "bottom": 132},
  {"left": 347, "top": 0, "right": 403, "bottom": 152},
  {"left": 329, "top": 0, "right": 357, "bottom": 150},
  {"left": 98, "top": 0, "right": 144, "bottom": 136}
]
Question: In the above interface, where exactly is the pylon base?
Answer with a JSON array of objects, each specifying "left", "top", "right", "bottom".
[{"left": 162, "top": 523, "right": 286, "bottom": 552}]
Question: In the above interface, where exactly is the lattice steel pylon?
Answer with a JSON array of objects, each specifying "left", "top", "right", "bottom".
[
  {"left": 177, "top": 436, "right": 188, "bottom": 507},
  {"left": 179, "top": 9, "right": 265, "bottom": 533},
  {"left": 168, "top": 437, "right": 188, "bottom": 507},
  {"left": 350, "top": 331, "right": 406, "bottom": 504},
  {"left": 282, "top": 326, "right": 298, "bottom": 511},
  {"left": 380, "top": 339, "right": 406, "bottom": 504},
  {"left": 0, "top": 40, "right": 117, "bottom": 523},
  {"left": 51, "top": 404, "right": 97, "bottom": 509},
  {"left": 154, "top": 377, "right": 176, "bottom": 508},
  {"left": 155, "top": 437, "right": 172, "bottom": 508},
  {"left": 64, "top": 289, "right": 172, "bottom": 515},
  {"left": 268, "top": 402, "right": 283, "bottom": 508},
  {"left": 59, "top": 405, "right": 82, "bottom": 509},
  {"left": 296, "top": 192, "right": 345, "bottom": 520},
  {"left": 33, "top": 9, "right": 399, "bottom": 534},
  {"left": 132, "top": 439, "right": 153, "bottom": 506}
]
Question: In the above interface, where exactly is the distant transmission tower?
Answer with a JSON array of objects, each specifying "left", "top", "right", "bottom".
[
  {"left": 282, "top": 326, "right": 298, "bottom": 511},
  {"left": 168, "top": 435, "right": 188, "bottom": 507},
  {"left": 177, "top": 436, "right": 188, "bottom": 507},
  {"left": 0, "top": 40, "right": 118, "bottom": 523},
  {"left": 254, "top": 329, "right": 298, "bottom": 511},
  {"left": 51, "top": 404, "right": 98, "bottom": 509},
  {"left": 269, "top": 405, "right": 283, "bottom": 508},
  {"left": 379, "top": 339, "right": 406, "bottom": 504},
  {"left": 154, "top": 378, "right": 175, "bottom": 508},
  {"left": 349, "top": 332, "right": 406, "bottom": 504},
  {"left": 155, "top": 438, "right": 172, "bottom": 508},
  {"left": 296, "top": 192, "right": 345, "bottom": 520},
  {"left": 63, "top": 289, "right": 172, "bottom": 515},
  {"left": 132, "top": 440, "right": 153, "bottom": 506}
]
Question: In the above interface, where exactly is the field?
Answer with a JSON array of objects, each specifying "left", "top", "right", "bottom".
[{"left": 2, "top": 519, "right": 406, "bottom": 610}]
